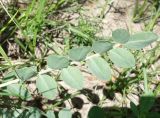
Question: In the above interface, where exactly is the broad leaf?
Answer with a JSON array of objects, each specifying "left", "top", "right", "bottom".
[
  {"left": 4, "top": 66, "right": 37, "bottom": 81},
  {"left": 58, "top": 108, "right": 72, "bottom": 118},
  {"left": 88, "top": 106, "right": 106, "bottom": 118},
  {"left": 146, "top": 112, "right": 160, "bottom": 118},
  {"left": 7, "top": 83, "right": 32, "bottom": 101},
  {"left": 130, "top": 102, "right": 138, "bottom": 117},
  {"left": 1, "top": 109, "right": 11, "bottom": 118},
  {"left": 108, "top": 48, "right": 135, "bottom": 68},
  {"left": 86, "top": 57, "right": 111, "bottom": 80},
  {"left": 140, "top": 94, "right": 155, "bottom": 114},
  {"left": 47, "top": 55, "right": 70, "bottom": 69},
  {"left": 92, "top": 41, "right": 113, "bottom": 53},
  {"left": 1, "top": 109, "right": 24, "bottom": 118},
  {"left": 60, "top": 66, "right": 84, "bottom": 89},
  {"left": 112, "top": 29, "right": 130, "bottom": 43},
  {"left": 46, "top": 110, "right": 55, "bottom": 118},
  {"left": 124, "top": 32, "right": 158, "bottom": 49},
  {"left": 13, "top": 109, "right": 24, "bottom": 118},
  {"left": 68, "top": 46, "right": 91, "bottom": 61},
  {"left": 26, "top": 108, "right": 41, "bottom": 118},
  {"left": 9, "top": 108, "right": 41, "bottom": 118},
  {"left": 36, "top": 74, "right": 57, "bottom": 100}
]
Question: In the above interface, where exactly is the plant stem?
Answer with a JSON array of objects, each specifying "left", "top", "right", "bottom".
[
  {"left": 145, "top": 8, "right": 160, "bottom": 31},
  {"left": 48, "top": 91, "right": 80, "bottom": 109}
]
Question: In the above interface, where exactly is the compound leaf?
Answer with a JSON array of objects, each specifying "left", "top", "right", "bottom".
[
  {"left": 68, "top": 46, "right": 91, "bottom": 61},
  {"left": 60, "top": 66, "right": 84, "bottom": 89},
  {"left": 7, "top": 83, "right": 32, "bottom": 101},
  {"left": 36, "top": 74, "right": 57, "bottom": 100},
  {"left": 112, "top": 29, "right": 130, "bottom": 43},
  {"left": 47, "top": 55, "right": 70, "bottom": 69},
  {"left": 4, "top": 66, "right": 37, "bottom": 81},
  {"left": 92, "top": 41, "right": 113, "bottom": 53},
  {"left": 124, "top": 32, "right": 158, "bottom": 49},
  {"left": 108, "top": 48, "right": 135, "bottom": 68},
  {"left": 58, "top": 108, "right": 72, "bottom": 118},
  {"left": 46, "top": 110, "right": 55, "bottom": 118},
  {"left": 86, "top": 57, "right": 111, "bottom": 80}
]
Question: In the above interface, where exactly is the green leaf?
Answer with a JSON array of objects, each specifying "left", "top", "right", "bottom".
[
  {"left": 60, "top": 66, "right": 84, "bottom": 89},
  {"left": 1, "top": 109, "right": 15, "bottom": 118},
  {"left": 124, "top": 32, "right": 158, "bottom": 49},
  {"left": 3, "top": 71, "right": 16, "bottom": 81},
  {"left": 7, "top": 83, "right": 32, "bottom": 101},
  {"left": 58, "top": 108, "right": 72, "bottom": 118},
  {"left": 154, "top": 84, "right": 160, "bottom": 96},
  {"left": 140, "top": 95, "right": 155, "bottom": 114},
  {"left": 130, "top": 102, "right": 138, "bottom": 117},
  {"left": 12, "top": 109, "right": 23, "bottom": 118},
  {"left": 88, "top": 106, "right": 106, "bottom": 118},
  {"left": 68, "top": 46, "right": 91, "bottom": 61},
  {"left": 92, "top": 41, "right": 113, "bottom": 53},
  {"left": 112, "top": 29, "right": 130, "bottom": 43},
  {"left": 108, "top": 48, "right": 135, "bottom": 68},
  {"left": 1, "top": 109, "right": 26, "bottom": 118},
  {"left": 47, "top": 55, "right": 70, "bottom": 69},
  {"left": 0, "top": 45, "right": 12, "bottom": 66},
  {"left": 86, "top": 57, "right": 111, "bottom": 80},
  {"left": 4, "top": 66, "right": 37, "bottom": 81},
  {"left": 36, "top": 74, "right": 57, "bottom": 100},
  {"left": 46, "top": 110, "right": 55, "bottom": 118},
  {"left": 69, "top": 26, "right": 90, "bottom": 39},
  {"left": 146, "top": 112, "right": 160, "bottom": 118},
  {"left": 26, "top": 108, "right": 41, "bottom": 118},
  {"left": 16, "top": 66, "right": 37, "bottom": 81}
]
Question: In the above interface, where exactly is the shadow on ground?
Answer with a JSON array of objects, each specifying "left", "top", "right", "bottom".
[{"left": 74, "top": 95, "right": 160, "bottom": 118}]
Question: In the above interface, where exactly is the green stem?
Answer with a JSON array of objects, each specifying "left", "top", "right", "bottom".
[
  {"left": 133, "top": 0, "right": 148, "bottom": 22},
  {"left": 133, "top": 0, "right": 139, "bottom": 18},
  {"left": 143, "top": 68, "right": 148, "bottom": 94},
  {"left": 48, "top": 91, "right": 80, "bottom": 109},
  {"left": 145, "top": 8, "right": 160, "bottom": 31}
]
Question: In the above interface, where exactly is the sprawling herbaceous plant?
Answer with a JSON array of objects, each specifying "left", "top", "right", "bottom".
[{"left": 1, "top": 28, "right": 159, "bottom": 117}]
